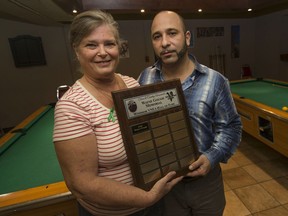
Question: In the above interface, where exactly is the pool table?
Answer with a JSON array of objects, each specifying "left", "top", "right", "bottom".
[
  {"left": 0, "top": 105, "right": 78, "bottom": 216},
  {"left": 230, "top": 78, "right": 288, "bottom": 157}
]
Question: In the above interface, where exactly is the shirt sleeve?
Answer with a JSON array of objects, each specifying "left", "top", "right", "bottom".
[
  {"left": 203, "top": 79, "right": 242, "bottom": 168},
  {"left": 53, "top": 100, "right": 94, "bottom": 142}
]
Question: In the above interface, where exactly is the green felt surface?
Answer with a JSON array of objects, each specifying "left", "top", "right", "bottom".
[
  {"left": 230, "top": 79, "right": 288, "bottom": 110},
  {"left": 0, "top": 106, "right": 63, "bottom": 194}
]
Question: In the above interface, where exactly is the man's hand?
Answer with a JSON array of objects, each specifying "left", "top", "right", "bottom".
[{"left": 186, "top": 154, "right": 211, "bottom": 177}]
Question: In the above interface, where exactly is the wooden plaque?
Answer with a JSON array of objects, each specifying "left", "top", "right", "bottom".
[{"left": 112, "top": 79, "right": 199, "bottom": 190}]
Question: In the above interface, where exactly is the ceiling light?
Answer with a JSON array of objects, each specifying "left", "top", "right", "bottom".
[
  {"left": 248, "top": 8, "right": 252, "bottom": 12},
  {"left": 198, "top": 9, "right": 202, "bottom": 12},
  {"left": 72, "top": 9, "right": 78, "bottom": 14},
  {"left": 140, "top": 9, "right": 145, "bottom": 13}
]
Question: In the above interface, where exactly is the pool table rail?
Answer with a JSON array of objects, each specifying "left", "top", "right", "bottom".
[
  {"left": 0, "top": 105, "right": 77, "bottom": 215},
  {"left": 0, "top": 181, "right": 73, "bottom": 214},
  {"left": 232, "top": 93, "right": 288, "bottom": 122},
  {"left": 0, "top": 106, "right": 51, "bottom": 155},
  {"left": 231, "top": 79, "right": 288, "bottom": 158}
]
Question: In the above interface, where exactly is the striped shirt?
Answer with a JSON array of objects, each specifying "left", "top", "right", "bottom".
[{"left": 53, "top": 74, "right": 141, "bottom": 215}]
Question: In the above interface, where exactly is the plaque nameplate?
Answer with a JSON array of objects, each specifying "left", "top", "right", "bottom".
[{"left": 112, "top": 79, "right": 199, "bottom": 190}]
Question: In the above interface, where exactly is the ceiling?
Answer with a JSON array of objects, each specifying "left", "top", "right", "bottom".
[{"left": 0, "top": 0, "right": 288, "bottom": 26}]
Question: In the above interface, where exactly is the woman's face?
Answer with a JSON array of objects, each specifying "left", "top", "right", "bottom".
[{"left": 75, "top": 24, "right": 119, "bottom": 79}]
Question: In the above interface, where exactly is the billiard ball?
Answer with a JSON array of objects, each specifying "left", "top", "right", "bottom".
[{"left": 282, "top": 106, "right": 288, "bottom": 111}]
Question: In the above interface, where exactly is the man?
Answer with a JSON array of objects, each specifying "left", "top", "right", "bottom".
[{"left": 138, "top": 11, "right": 242, "bottom": 216}]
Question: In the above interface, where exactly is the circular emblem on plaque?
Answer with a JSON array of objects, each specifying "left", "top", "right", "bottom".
[{"left": 128, "top": 100, "right": 137, "bottom": 112}]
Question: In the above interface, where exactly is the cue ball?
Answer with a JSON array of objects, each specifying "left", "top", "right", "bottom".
[{"left": 282, "top": 106, "right": 288, "bottom": 111}]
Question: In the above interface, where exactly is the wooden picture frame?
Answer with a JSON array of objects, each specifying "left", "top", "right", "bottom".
[{"left": 9, "top": 35, "right": 46, "bottom": 68}]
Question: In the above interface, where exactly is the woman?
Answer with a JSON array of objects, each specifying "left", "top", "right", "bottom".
[{"left": 53, "top": 10, "right": 182, "bottom": 216}]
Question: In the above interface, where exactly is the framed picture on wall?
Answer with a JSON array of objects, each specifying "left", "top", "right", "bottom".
[
  {"left": 196, "top": 27, "right": 224, "bottom": 38},
  {"left": 231, "top": 25, "right": 240, "bottom": 58},
  {"left": 120, "top": 39, "right": 129, "bottom": 58},
  {"left": 8, "top": 35, "right": 46, "bottom": 67}
]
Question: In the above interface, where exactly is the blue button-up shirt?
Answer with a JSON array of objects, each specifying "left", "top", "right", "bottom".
[{"left": 138, "top": 55, "right": 242, "bottom": 168}]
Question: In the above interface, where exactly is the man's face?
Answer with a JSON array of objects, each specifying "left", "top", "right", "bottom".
[{"left": 151, "top": 11, "right": 191, "bottom": 65}]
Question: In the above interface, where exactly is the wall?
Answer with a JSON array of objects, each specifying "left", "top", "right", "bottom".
[
  {"left": 117, "top": 20, "right": 155, "bottom": 78},
  {"left": 254, "top": 10, "right": 288, "bottom": 80},
  {"left": 0, "top": 10, "right": 288, "bottom": 129},
  {"left": 185, "top": 18, "right": 255, "bottom": 80},
  {"left": 0, "top": 19, "right": 74, "bottom": 128},
  {"left": 117, "top": 18, "right": 256, "bottom": 81}
]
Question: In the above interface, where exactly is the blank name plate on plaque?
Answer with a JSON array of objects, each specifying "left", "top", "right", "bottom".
[{"left": 112, "top": 79, "right": 199, "bottom": 190}]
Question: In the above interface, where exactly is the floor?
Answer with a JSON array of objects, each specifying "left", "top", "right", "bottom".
[{"left": 222, "top": 131, "right": 288, "bottom": 216}]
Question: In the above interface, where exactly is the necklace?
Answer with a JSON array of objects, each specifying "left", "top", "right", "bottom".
[
  {"left": 83, "top": 76, "right": 121, "bottom": 122},
  {"left": 93, "top": 87, "right": 116, "bottom": 122}
]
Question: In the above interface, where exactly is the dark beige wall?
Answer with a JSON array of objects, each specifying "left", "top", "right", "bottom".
[{"left": 0, "top": 9, "right": 287, "bottom": 129}]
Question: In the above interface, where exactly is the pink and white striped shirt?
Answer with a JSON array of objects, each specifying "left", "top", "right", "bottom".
[{"left": 53, "top": 74, "right": 141, "bottom": 215}]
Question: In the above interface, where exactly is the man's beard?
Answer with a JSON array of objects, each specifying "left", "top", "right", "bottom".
[
  {"left": 158, "top": 42, "right": 188, "bottom": 63},
  {"left": 177, "top": 42, "right": 188, "bottom": 60}
]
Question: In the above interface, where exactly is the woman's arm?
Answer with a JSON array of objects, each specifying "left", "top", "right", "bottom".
[{"left": 54, "top": 133, "right": 182, "bottom": 208}]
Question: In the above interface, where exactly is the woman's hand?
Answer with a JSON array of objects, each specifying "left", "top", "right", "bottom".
[{"left": 147, "top": 171, "right": 183, "bottom": 204}]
